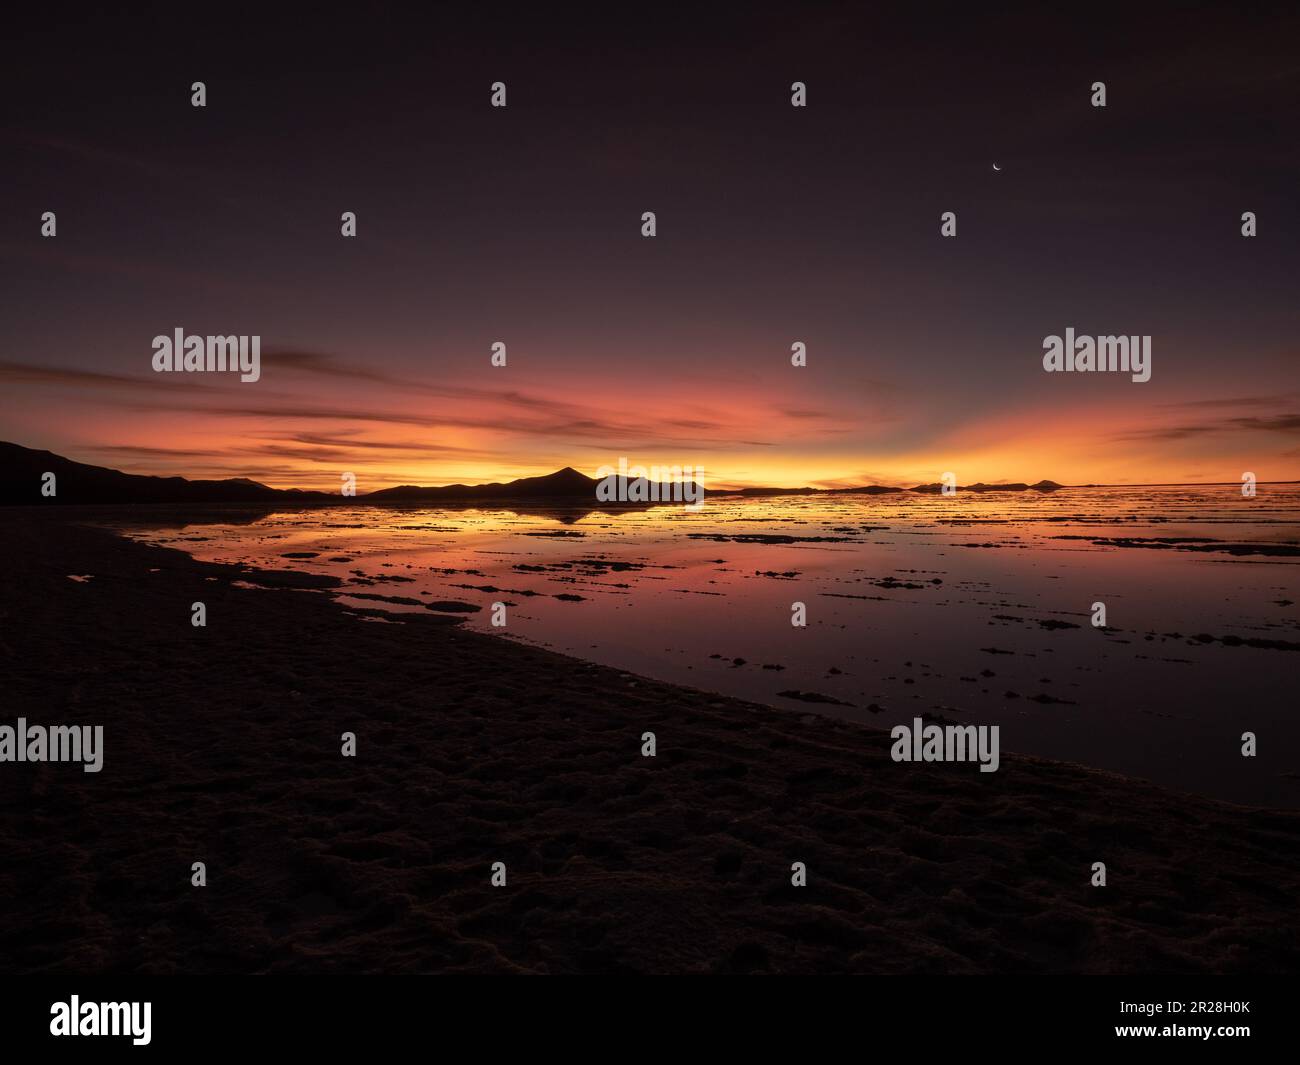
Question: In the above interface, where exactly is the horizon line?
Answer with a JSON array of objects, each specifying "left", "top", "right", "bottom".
[{"left": 5, "top": 441, "right": 1299, "bottom": 494}]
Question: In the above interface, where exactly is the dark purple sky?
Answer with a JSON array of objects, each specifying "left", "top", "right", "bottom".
[{"left": 2, "top": 4, "right": 1297, "bottom": 488}]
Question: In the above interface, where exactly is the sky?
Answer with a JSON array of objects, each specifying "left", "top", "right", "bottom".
[{"left": 1, "top": 4, "right": 1297, "bottom": 491}]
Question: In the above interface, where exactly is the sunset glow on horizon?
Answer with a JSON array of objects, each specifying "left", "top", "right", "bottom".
[
  {"left": 2, "top": 7, "right": 1296, "bottom": 494},
  {"left": 2, "top": 344, "right": 1296, "bottom": 492}
]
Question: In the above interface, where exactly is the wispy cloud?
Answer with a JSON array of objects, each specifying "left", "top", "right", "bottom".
[
  {"left": 1159, "top": 392, "right": 1300, "bottom": 410},
  {"left": 1114, "top": 412, "right": 1300, "bottom": 442}
]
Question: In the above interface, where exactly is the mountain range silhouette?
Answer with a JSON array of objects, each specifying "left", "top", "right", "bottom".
[{"left": 0, "top": 442, "right": 1063, "bottom": 506}]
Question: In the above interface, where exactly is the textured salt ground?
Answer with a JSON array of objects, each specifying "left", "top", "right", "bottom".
[{"left": 0, "top": 514, "right": 1298, "bottom": 974}]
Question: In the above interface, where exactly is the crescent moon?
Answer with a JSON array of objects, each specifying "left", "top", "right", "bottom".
[{"left": 992, "top": 163, "right": 1001, "bottom": 171}]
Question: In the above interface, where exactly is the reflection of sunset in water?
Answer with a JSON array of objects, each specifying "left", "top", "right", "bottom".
[{"left": 114, "top": 484, "right": 1300, "bottom": 805}]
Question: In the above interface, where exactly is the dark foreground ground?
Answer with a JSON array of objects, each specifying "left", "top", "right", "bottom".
[{"left": 0, "top": 512, "right": 1297, "bottom": 974}]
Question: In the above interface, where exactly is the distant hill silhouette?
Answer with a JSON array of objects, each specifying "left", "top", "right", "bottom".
[
  {"left": 367, "top": 466, "right": 602, "bottom": 501},
  {"left": 711, "top": 480, "right": 1064, "bottom": 498},
  {"left": 0, "top": 441, "right": 1070, "bottom": 507},
  {"left": 0, "top": 442, "right": 334, "bottom": 505},
  {"left": 0, "top": 445, "right": 696, "bottom": 506},
  {"left": 907, "top": 480, "right": 1064, "bottom": 494}
]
